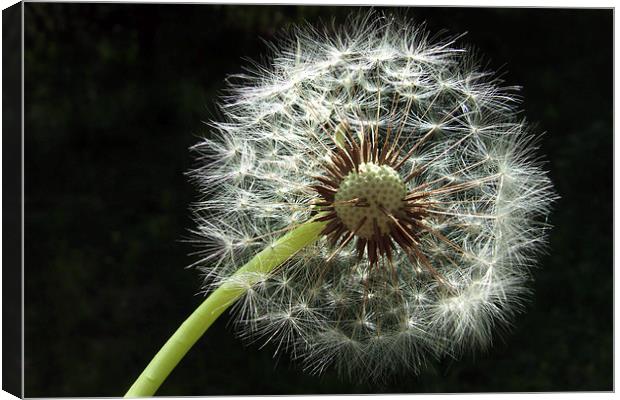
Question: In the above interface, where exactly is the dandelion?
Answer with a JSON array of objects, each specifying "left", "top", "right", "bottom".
[{"left": 126, "top": 12, "right": 555, "bottom": 396}]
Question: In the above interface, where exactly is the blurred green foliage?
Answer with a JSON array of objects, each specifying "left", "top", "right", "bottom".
[{"left": 24, "top": 5, "right": 612, "bottom": 396}]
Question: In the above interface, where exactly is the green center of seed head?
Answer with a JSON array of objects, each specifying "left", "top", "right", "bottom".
[{"left": 334, "top": 162, "right": 407, "bottom": 239}]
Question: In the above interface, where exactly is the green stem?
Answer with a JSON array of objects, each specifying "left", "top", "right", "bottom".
[{"left": 124, "top": 219, "right": 327, "bottom": 397}]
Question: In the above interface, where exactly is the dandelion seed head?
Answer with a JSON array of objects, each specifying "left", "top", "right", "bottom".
[{"left": 189, "top": 11, "right": 556, "bottom": 381}]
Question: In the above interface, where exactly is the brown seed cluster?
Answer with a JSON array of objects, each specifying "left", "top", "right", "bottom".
[{"left": 311, "top": 122, "right": 433, "bottom": 268}]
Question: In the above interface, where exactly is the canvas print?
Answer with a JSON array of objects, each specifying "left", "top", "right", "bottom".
[{"left": 5, "top": 3, "right": 612, "bottom": 397}]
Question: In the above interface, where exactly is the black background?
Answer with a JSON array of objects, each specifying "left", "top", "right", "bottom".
[{"left": 23, "top": 4, "right": 612, "bottom": 396}]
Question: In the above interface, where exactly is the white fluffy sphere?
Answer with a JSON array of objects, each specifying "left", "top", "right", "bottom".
[{"left": 189, "top": 12, "right": 555, "bottom": 380}]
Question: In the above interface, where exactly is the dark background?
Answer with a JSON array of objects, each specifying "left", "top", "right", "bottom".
[{"left": 23, "top": 4, "right": 613, "bottom": 396}]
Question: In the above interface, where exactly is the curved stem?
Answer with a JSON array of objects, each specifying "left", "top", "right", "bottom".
[{"left": 124, "top": 219, "right": 327, "bottom": 397}]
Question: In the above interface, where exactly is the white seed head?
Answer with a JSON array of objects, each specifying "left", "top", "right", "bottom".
[{"left": 189, "top": 12, "right": 556, "bottom": 381}]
